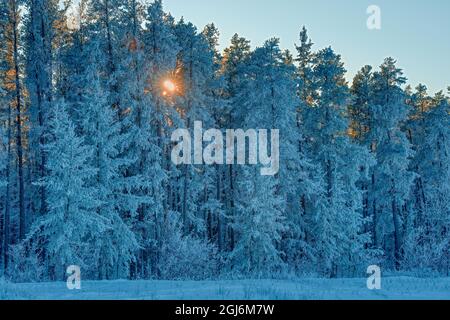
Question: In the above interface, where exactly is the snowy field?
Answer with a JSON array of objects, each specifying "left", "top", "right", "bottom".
[{"left": 1, "top": 277, "right": 450, "bottom": 300}]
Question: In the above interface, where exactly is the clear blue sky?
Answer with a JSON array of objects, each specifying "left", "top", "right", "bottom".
[{"left": 164, "top": 0, "right": 450, "bottom": 94}]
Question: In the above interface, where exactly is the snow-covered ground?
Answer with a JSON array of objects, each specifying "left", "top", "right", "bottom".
[{"left": 1, "top": 277, "right": 450, "bottom": 300}]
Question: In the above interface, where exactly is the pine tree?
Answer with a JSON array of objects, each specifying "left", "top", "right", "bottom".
[
  {"left": 78, "top": 53, "right": 139, "bottom": 279},
  {"left": 368, "top": 58, "right": 415, "bottom": 270},
  {"left": 350, "top": 65, "right": 373, "bottom": 142},
  {"left": 220, "top": 33, "right": 251, "bottom": 252},
  {"left": 173, "top": 18, "right": 215, "bottom": 235},
  {"left": 200, "top": 23, "right": 228, "bottom": 250},
  {"left": 230, "top": 167, "right": 285, "bottom": 276},
  {"left": 115, "top": 0, "right": 179, "bottom": 278},
  {"left": 202, "top": 23, "right": 221, "bottom": 64},
  {"left": 230, "top": 39, "right": 298, "bottom": 275},
  {"left": 24, "top": 0, "right": 61, "bottom": 217},
  {"left": 405, "top": 97, "right": 450, "bottom": 272},
  {"left": 295, "top": 26, "right": 316, "bottom": 106},
  {"left": 0, "top": 4, "right": 13, "bottom": 269},
  {"left": 290, "top": 29, "right": 328, "bottom": 273},
  {"left": 222, "top": 33, "right": 251, "bottom": 126},
  {"left": 85, "top": 0, "right": 123, "bottom": 110},
  {"left": 26, "top": 101, "right": 107, "bottom": 280},
  {"left": 403, "top": 84, "right": 433, "bottom": 258},
  {"left": 141, "top": 0, "right": 179, "bottom": 222},
  {"left": 86, "top": 0, "right": 121, "bottom": 71},
  {"left": 302, "top": 47, "right": 372, "bottom": 276},
  {"left": 3, "top": 0, "right": 27, "bottom": 240}
]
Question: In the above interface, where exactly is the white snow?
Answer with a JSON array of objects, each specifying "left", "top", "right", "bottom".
[{"left": 1, "top": 277, "right": 450, "bottom": 300}]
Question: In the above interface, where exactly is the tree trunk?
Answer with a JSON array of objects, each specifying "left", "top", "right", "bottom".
[
  {"left": 392, "top": 199, "right": 402, "bottom": 270},
  {"left": 3, "top": 96, "right": 12, "bottom": 273},
  {"left": 11, "top": 0, "right": 26, "bottom": 240}
]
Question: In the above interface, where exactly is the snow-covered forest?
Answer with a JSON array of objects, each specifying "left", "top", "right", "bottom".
[{"left": 0, "top": 0, "right": 449, "bottom": 283}]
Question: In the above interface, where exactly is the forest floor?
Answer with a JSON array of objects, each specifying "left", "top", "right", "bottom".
[{"left": 1, "top": 277, "right": 450, "bottom": 300}]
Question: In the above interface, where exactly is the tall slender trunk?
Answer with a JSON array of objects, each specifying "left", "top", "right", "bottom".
[
  {"left": 392, "top": 198, "right": 402, "bottom": 270},
  {"left": 11, "top": 0, "right": 26, "bottom": 239},
  {"left": 216, "top": 164, "right": 223, "bottom": 250},
  {"left": 227, "top": 164, "right": 235, "bottom": 250},
  {"left": 104, "top": 0, "right": 114, "bottom": 77},
  {"left": 35, "top": 78, "right": 47, "bottom": 216},
  {"left": 104, "top": 0, "right": 118, "bottom": 110},
  {"left": 39, "top": 4, "right": 51, "bottom": 216},
  {"left": 371, "top": 171, "right": 378, "bottom": 247},
  {"left": 182, "top": 44, "right": 195, "bottom": 235},
  {"left": 3, "top": 97, "right": 12, "bottom": 273}
]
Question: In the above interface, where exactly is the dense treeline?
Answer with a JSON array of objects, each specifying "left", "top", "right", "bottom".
[{"left": 0, "top": 0, "right": 449, "bottom": 281}]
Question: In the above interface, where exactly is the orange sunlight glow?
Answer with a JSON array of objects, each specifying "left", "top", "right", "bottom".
[{"left": 163, "top": 79, "right": 176, "bottom": 93}]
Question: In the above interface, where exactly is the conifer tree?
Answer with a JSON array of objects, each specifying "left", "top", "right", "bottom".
[
  {"left": 78, "top": 51, "right": 139, "bottom": 279},
  {"left": 368, "top": 58, "right": 415, "bottom": 270},
  {"left": 231, "top": 167, "right": 285, "bottom": 276},
  {"left": 173, "top": 18, "right": 216, "bottom": 235},
  {"left": 220, "top": 33, "right": 251, "bottom": 251},
  {"left": 26, "top": 101, "right": 106, "bottom": 280},
  {"left": 302, "top": 47, "right": 372, "bottom": 276},
  {"left": 405, "top": 97, "right": 450, "bottom": 271},
  {"left": 24, "top": 0, "right": 61, "bottom": 217},
  {"left": 3, "top": 0, "right": 27, "bottom": 240}
]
